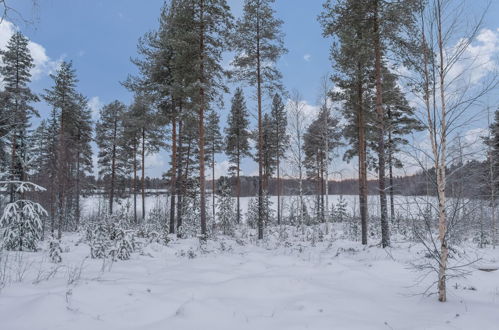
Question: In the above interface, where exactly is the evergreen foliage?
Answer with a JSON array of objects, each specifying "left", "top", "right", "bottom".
[
  {"left": 0, "top": 32, "right": 39, "bottom": 201},
  {"left": 96, "top": 100, "right": 127, "bottom": 214},
  {"left": 0, "top": 181, "right": 47, "bottom": 251},
  {"left": 49, "top": 237, "right": 63, "bottom": 263},
  {"left": 216, "top": 176, "right": 235, "bottom": 236}
]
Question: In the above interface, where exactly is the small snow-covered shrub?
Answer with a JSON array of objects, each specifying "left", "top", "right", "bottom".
[
  {"left": 333, "top": 196, "right": 349, "bottom": 223},
  {"left": 245, "top": 197, "right": 259, "bottom": 229},
  {"left": 177, "top": 247, "right": 197, "bottom": 259},
  {"left": 217, "top": 177, "right": 236, "bottom": 236},
  {"left": 0, "top": 182, "right": 47, "bottom": 251},
  {"left": 49, "top": 237, "right": 62, "bottom": 263},
  {"left": 90, "top": 223, "right": 109, "bottom": 259},
  {"left": 113, "top": 227, "right": 135, "bottom": 261}
]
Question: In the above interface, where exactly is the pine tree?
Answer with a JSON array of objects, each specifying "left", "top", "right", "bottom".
[
  {"left": 321, "top": 0, "right": 374, "bottom": 245},
  {"left": 320, "top": 0, "right": 419, "bottom": 246},
  {"left": 205, "top": 109, "right": 224, "bottom": 222},
  {"left": 122, "top": 106, "right": 142, "bottom": 224},
  {"left": 123, "top": 1, "right": 183, "bottom": 233},
  {"left": 381, "top": 68, "right": 422, "bottom": 222},
  {"left": 190, "top": 0, "right": 233, "bottom": 237},
  {"left": 72, "top": 93, "right": 93, "bottom": 229},
  {"left": 367, "top": 0, "right": 420, "bottom": 248},
  {"left": 43, "top": 61, "right": 84, "bottom": 238},
  {"left": 95, "top": 100, "right": 127, "bottom": 215},
  {"left": 216, "top": 176, "right": 235, "bottom": 235},
  {"left": 0, "top": 91, "right": 10, "bottom": 171},
  {"left": 303, "top": 105, "right": 341, "bottom": 223},
  {"left": 129, "top": 94, "right": 166, "bottom": 220},
  {"left": 486, "top": 109, "right": 499, "bottom": 247},
  {"left": 0, "top": 31, "right": 39, "bottom": 202},
  {"left": 231, "top": 0, "right": 287, "bottom": 239},
  {"left": 269, "top": 93, "right": 289, "bottom": 224},
  {"left": 225, "top": 88, "right": 251, "bottom": 224}
]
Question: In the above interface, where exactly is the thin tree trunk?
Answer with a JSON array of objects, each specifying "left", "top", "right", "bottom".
[
  {"left": 176, "top": 120, "right": 184, "bottom": 236},
  {"left": 212, "top": 147, "right": 216, "bottom": 225},
  {"left": 236, "top": 152, "right": 241, "bottom": 224},
  {"left": 9, "top": 62, "right": 20, "bottom": 204},
  {"left": 110, "top": 118, "right": 117, "bottom": 215},
  {"left": 489, "top": 109, "right": 496, "bottom": 248},
  {"left": 277, "top": 152, "right": 281, "bottom": 225},
  {"left": 256, "top": 7, "right": 264, "bottom": 239},
  {"left": 75, "top": 149, "right": 81, "bottom": 230},
  {"left": 373, "top": 0, "right": 390, "bottom": 247},
  {"left": 388, "top": 122, "right": 395, "bottom": 223},
  {"left": 436, "top": 0, "right": 448, "bottom": 302},
  {"left": 198, "top": 0, "right": 207, "bottom": 237},
  {"left": 50, "top": 180, "right": 55, "bottom": 236},
  {"left": 133, "top": 142, "right": 137, "bottom": 224},
  {"left": 57, "top": 92, "right": 67, "bottom": 239},
  {"left": 169, "top": 116, "right": 177, "bottom": 233},
  {"left": 9, "top": 130, "right": 16, "bottom": 203},
  {"left": 357, "top": 66, "right": 368, "bottom": 245},
  {"left": 141, "top": 127, "right": 146, "bottom": 220}
]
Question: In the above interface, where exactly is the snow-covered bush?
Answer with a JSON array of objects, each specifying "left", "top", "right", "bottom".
[
  {"left": 90, "top": 223, "right": 109, "bottom": 259},
  {"left": 179, "top": 196, "right": 201, "bottom": 238},
  {"left": 333, "top": 196, "right": 349, "bottom": 222},
  {"left": 217, "top": 177, "right": 235, "bottom": 236},
  {"left": 0, "top": 181, "right": 47, "bottom": 251},
  {"left": 88, "top": 216, "right": 137, "bottom": 260},
  {"left": 245, "top": 198, "right": 259, "bottom": 229},
  {"left": 113, "top": 226, "right": 135, "bottom": 261},
  {"left": 244, "top": 193, "right": 276, "bottom": 228},
  {"left": 49, "top": 237, "right": 62, "bottom": 263}
]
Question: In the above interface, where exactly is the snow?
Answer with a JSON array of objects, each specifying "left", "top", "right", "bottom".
[
  {"left": 81, "top": 194, "right": 427, "bottom": 219},
  {"left": 1, "top": 229, "right": 499, "bottom": 330}
]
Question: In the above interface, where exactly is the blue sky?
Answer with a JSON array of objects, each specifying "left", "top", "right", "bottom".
[{"left": 1, "top": 0, "right": 499, "bottom": 179}]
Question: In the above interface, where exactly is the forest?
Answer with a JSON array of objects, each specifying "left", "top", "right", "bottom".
[{"left": 0, "top": 0, "right": 499, "bottom": 329}]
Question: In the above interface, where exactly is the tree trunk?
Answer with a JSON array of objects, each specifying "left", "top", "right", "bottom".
[
  {"left": 388, "top": 109, "right": 395, "bottom": 224},
  {"left": 321, "top": 155, "right": 325, "bottom": 223},
  {"left": 436, "top": 0, "right": 448, "bottom": 302},
  {"left": 141, "top": 127, "right": 146, "bottom": 221},
  {"left": 9, "top": 129, "right": 17, "bottom": 203},
  {"left": 236, "top": 152, "right": 241, "bottom": 224},
  {"left": 277, "top": 152, "right": 281, "bottom": 225},
  {"left": 110, "top": 117, "right": 117, "bottom": 215},
  {"left": 176, "top": 120, "right": 184, "bottom": 236},
  {"left": 75, "top": 149, "right": 81, "bottom": 230},
  {"left": 169, "top": 116, "right": 177, "bottom": 233},
  {"left": 357, "top": 66, "right": 368, "bottom": 245},
  {"left": 257, "top": 17, "right": 264, "bottom": 240},
  {"left": 198, "top": 0, "right": 208, "bottom": 237},
  {"left": 212, "top": 148, "right": 216, "bottom": 225},
  {"left": 373, "top": 0, "right": 390, "bottom": 248},
  {"left": 389, "top": 145, "right": 395, "bottom": 223},
  {"left": 133, "top": 142, "right": 137, "bottom": 224},
  {"left": 489, "top": 109, "right": 496, "bottom": 248}
]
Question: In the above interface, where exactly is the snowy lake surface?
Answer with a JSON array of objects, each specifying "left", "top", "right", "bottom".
[{"left": 81, "top": 194, "right": 442, "bottom": 220}]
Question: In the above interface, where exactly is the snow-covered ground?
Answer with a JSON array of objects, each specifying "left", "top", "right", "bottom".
[{"left": 1, "top": 229, "right": 498, "bottom": 330}]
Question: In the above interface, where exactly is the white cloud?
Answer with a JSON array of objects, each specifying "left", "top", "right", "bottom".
[
  {"left": 213, "top": 160, "right": 231, "bottom": 179},
  {"left": 88, "top": 96, "right": 103, "bottom": 120},
  {"left": 285, "top": 98, "right": 319, "bottom": 120},
  {"left": 303, "top": 54, "right": 312, "bottom": 62},
  {"left": 447, "top": 28, "right": 499, "bottom": 86},
  {"left": 145, "top": 153, "right": 165, "bottom": 172},
  {"left": 0, "top": 20, "right": 61, "bottom": 81}
]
